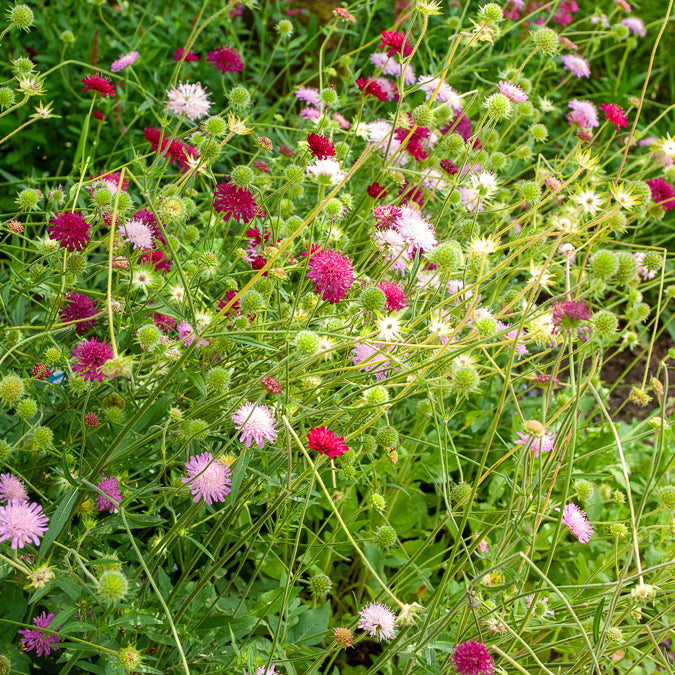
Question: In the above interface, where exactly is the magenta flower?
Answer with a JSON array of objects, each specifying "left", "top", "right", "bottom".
[
  {"left": 18, "top": 612, "right": 61, "bottom": 656},
  {"left": 0, "top": 500, "right": 49, "bottom": 549},
  {"left": 551, "top": 300, "right": 592, "bottom": 339},
  {"left": 81, "top": 73, "right": 115, "bottom": 97},
  {"left": 560, "top": 502, "right": 594, "bottom": 543},
  {"left": 111, "top": 50, "right": 139, "bottom": 73},
  {"left": 177, "top": 320, "right": 209, "bottom": 348},
  {"left": 307, "top": 426, "right": 349, "bottom": 459},
  {"left": 306, "top": 249, "right": 354, "bottom": 304},
  {"left": 0, "top": 473, "right": 28, "bottom": 505},
  {"left": 600, "top": 103, "right": 628, "bottom": 131},
  {"left": 378, "top": 281, "right": 408, "bottom": 311},
  {"left": 182, "top": 452, "right": 232, "bottom": 505},
  {"left": 174, "top": 47, "right": 200, "bottom": 62},
  {"left": 60, "top": 293, "right": 98, "bottom": 335},
  {"left": 71, "top": 338, "right": 114, "bottom": 382},
  {"left": 561, "top": 54, "right": 590, "bottom": 78},
  {"left": 206, "top": 45, "right": 243, "bottom": 73},
  {"left": 232, "top": 402, "right": 278, "bottom": 449},
  {"left": 452, "top": 640, "right": 494, "bottom": 675},
  {"left": 514, "top": 431, "right": 555, "bottom": 458},
  {"left": 213, "top": 182, "right": 260, "bottom": 224},
  {"left": 357, "top": 602, "right": 396, "bottom": 641},
  {"left": 646, "top": 178, "right": 675, "bottom": 211},
  {"left": 47, "top": 212, "right": 91, "bottom": 252},
  {"left": 95, "top": 474, "right": 122, "bottom": 513}
]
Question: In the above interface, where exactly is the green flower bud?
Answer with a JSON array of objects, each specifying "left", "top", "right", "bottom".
[
  {"left": 450, "top": 482, "right": 472, "bottom": 507},
  {"left": 199, "top": 140, "right": 220, "bottom": 163},
  {"left": 607, "top": 626, "right": 623, "bottom": 644},
  {"left": 324, "top": 197, "right": 344, "bottom": 218},
  {"left": 613, "top": 23, "right": 629, "bottom": 40},
  {"left": 592, "top": 310, "right": 618, "bottom": 339},
  {"left": 276, "top": 18, "right": 293, "bottom": 38},
  {"left": 284, "top": 164, "right": 304, "bottom": 185},
  {"left": 376, "top": 426, "right": 398, "bottom": 450},
  {"left": 31, "top": 425, "right": 54, "bottom": 449},
  {"left": 450, "top": 365, "right": 480, "bottom": 397},
  {"left": 168, "top": 407, "right": 182, "bottom": 422},
  {"left": 0, "top": 440, "right": 13, "bottom": 464},
  {"left": 370, "top": 493, "right": 386, "bottom": 511},
  {"left": 531, "top": 27, "right": 560, "bottom": 55},
  {"left": 516, "top": 100, "right": 535, "bottom": 118},
  {"left": 361, "top": 435, "right": 377, "bottom": 454},
  {"left": 360, "top": 287, "right": 386, "bottom": 312},
  {"left": 478, "top": 2, "right": 503, "bottom": 22},
  {"left": 590, "top": 250, "right": 618, "bottom": 280},
  {"left": 574, "top": 479, "right": 594, "bottom": 502},
  {"left": 308, "top": 573, "right": 332, "bottom": 601},
  {"left": 106, "top": 407, "right": 124, "bottom": 424},
  {"left": 16, "top": 398, "right": 37, "bottom": 420},
  {"left": 206, "top": 367, "right": 230, "bottom": 394},
  {"left": 530, "top": 123, "right": 548, "bottom": 142},
  {"left": 488, "top": 151, "right": 508, "bottom": 171},
  {"left": 92, "top": 187, "right": 112, "bottom": 207},
  {"left": 373, "top": 525, "right": 397, "bottom": 550},
  {"left": 228, "top": 86, "right": 251, "bottom": 111},
  {"left": 0, "top": 87, "right": 16, "bottom": 109},
  {"left": 412, "top": 104, "right": 435, "bottom": 127},
  {"left": 295, "top": 330, "right": 320, "bottom": 355},
  {"left": 98, "top": 569, "right": 129, "bottom": 605},
  {"left": 641, "top": 251, "right": 662, "bottom": 273},
  {"left": 12, "top": 56, "right": 34, "bottom": 76},
  {"left": 658, "top": 485, "right": 675, "bottom": 509},
  {"left": 159, "top": 197, "right": 187, "bottom": 225},
  {"left": 629, "top": 180, "right": 652, "bottom": 208},
  {"left": 518, "top": 180, "right": 541, "bottom": 205},
  {"left": 605, "top": 210, "right": 626, "bottom": 233},
  {"left": 15, "top": 188, "right": 39, "bottom": 211},
  {"left": 428, "top": 240, "right": 464, "bottom": 270},
  {"left": 137, "top": 324, "right": 161, "bottom": 347},
  {"left": 444, "top": 133, "right": 464, "bottom": 153},
  {"left": 204, "top": 115, "right": 227, "bottom": 136},
  {"left": 320, "top": 88, "right": 338, "bottom": 107},
  {"left": 363, "top": 385, "right": 389, "bottom": 407},
  {"left": 65, "top": 252, "right": 86, "bottom": 275},
  {"left": 7, "top": 4, "right": 34, "bottom": 31},
  {"left": 0, "top": 375, "right": 25, "bottom": 407},
  {"left": 483, "top": 93, "right": 512, "bottom": 121},
  {"left": 230, "top": 165, "right": 254, "bottom": 188},
  {"left": 240, "top": 290, "right": 263, "bottom": 314},
  {"left": 614, "top": 251, "right": 638, "bottom": 283},
  {"left": 60, "top": 30, "right": 75, "bottom": 46}
]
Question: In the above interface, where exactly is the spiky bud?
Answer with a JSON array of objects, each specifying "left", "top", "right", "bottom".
[
  {"left": 7, "top": 4, "right": 34, "bottom": 31},
  {"left": 614, "top": 251, "right": 638, "bottom": 283},
  {"left": 0, "top": 654, "right": 10, "bottom": 675},
  {"left": 230, "top": 165, "right": 254, "bottom": 188},
  {"left": 42, "top": 346, "right": 61, "bottom": 365},
  {"left": 107, "top": 407, "right": 124, "bottom": 424},
  {"left": 373, "top": 525, "right": 397, "bottom": 550},
  {"left": 483, "top": 93, "right": 512, "bottom": 120},
  {"left": 412, "top": 104, "right": 434, "bottom": 127},
  {"left": 117, "top": 645, "right": 142, "bottom": 672},
  {"left": 658, "top": 485, "right": 675, "bottom": 509},
  {"left": 518, "top": 180, "right": 541, "bottom": 205},
  {"left": 607, "top": 627, "right": 623, "bottom": 644},
  {"left": 321, "top": 88, "right": 338, "bottom": 106},
  {"left": 363, "top": 385, "right": 389, "bottom": 407},
  {"left": 159, "top": 197, "right": 187, "bottom": 225},
  {"left": 488, "top": 151, "right": 508, "bottom": 171},
  {"left": 360, "top": 287, "right": 386, "bottom": 312},
  {"left": 295, "top": 330, "right": 320, "bottom": 355},
  {"left": 376, "top": 426, "right": 398, "bottom": 450},
  {"left": 240, "top": 290, "right": 263, "bottom": 314},
  {"left": 16, "top": 398, "right": 37, "bottom": 420},
  {"left": 642, "top": 252, "right": 662, "bottom": 273},
  {"left": 324, "top": 197, "right": 344, "bottom": 218},
  {"left": 308, "top": 573, "right": 332, "bottom": 601},
  {"left": 474, "top": 316, "right": 498, "bottom": 339},
  {"left": 15, "top": 188, "right": 39, "bottom": 211},
  {"left": 606, "top": 211, "right": 627, "bottom": 233},
  {"left": 0, "top": 87, "right": 16, "bottom": 109},
  {"left": 370, "top": 493, "right": 386, "bottom": 511},
  {"left": 276, "top": 19, "right": 294, "bottom": 38},
  {"left": 530, "top": 123, "right": 548, "bottom": 142},
  {"left": 334, "top": 627, "right": 353, "bottom": 648},
  {"left": 531, "top": 27, "right": 559, "bottom": 55},
  {"left": 631, "top": 582, "right": 655, "bottom": 604},
  {"left": 590, "top": 250, "right": 618, "bottom": 280},
  {"left": 228, "top": 86, "right": 251, "bottom": 111},
  {"left": 0, "top": 375, "right": 25, "bottom": 408},
  {"left": 592, "top": 310, "right": 618, "bottom": 339},
  {"left": 450, "top": 365, "right": 480, "bottom": 397},
  {"left": 574, "top": 479, "right": 594, "bottom": 503},
  {"left": 450, "top": 482, "right": 472, "bottom": 507},
  {"left": 610, "top": 523, "right": 628, "bottom": 538},
  {"left": 137, "top": 324, "right": 160, "bottom": 347},
  {"left": 206, "top": 367, "right": 230, "bottom": 394},
  {"left": 478, "top": 2, "right": 503, "bottom": 22},
  {"left": 429, "top": 240, "right": 464, "bottom": 270}
]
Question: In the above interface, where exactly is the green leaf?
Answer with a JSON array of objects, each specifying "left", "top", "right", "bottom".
[
  {"left": 286, "top": 602, "right": 330, "bottom": 646},
  {"left": 593, "top": 597, "right": 605, "bottom": 643},
  {"left": 39, "top": 487, "right": 78, "bottom": 561}
]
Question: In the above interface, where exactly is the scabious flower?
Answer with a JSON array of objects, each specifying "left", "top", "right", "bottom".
[
  {"left": 206, "top": 45, "right": 243, "bottom": 73},
  {"left": 71, "top": 338, "right": 114, "bottom": 382},
  {"left": 246, "top": 666, "right": 276, "bottom": 675},
  {"left": 60, "top": 293, "right": 98, "bottom": 334},
  {"left": 47, "top": 212, "right": 90, "bottom": 252},
  {"left": 307, "top": 133, "right": 336, "bottom": 159},
  {"left": 165, "top": 82, "right": 212, "bottom": 121},
  {"left": 182, "top": 451, "right": 232, "bottom": 505},
  {"left": 498, "top": 80, "right": 528, "bottom": 102},
  {"left": 306, "top": 158, "right": 346, "bottom": 184},
  {"left": 452, "top": 640, "right": 494, "bottom": 675},
  {"left": 367, "top": 182, "right": 387, "bottom": 199},
  {"left": 567, "top": 99, "right": 599, "bottom": 128},
  {"left": 143, "top": 126, "right": 199, "bottom": 172},
  {"left": 306, "top": 249, "right": 354, "bottom": 304},
  {"left": 118, "top": 217, "right": 154, "bottom": 250},
  {"left": 0, "top": 501, "right": 49, "bottom": 549},
  {"left": 82, "top": 73, "right": 115, "bottom": 97},
  {"left": 561, "top": 54, "right": 590, "bottom": 78},
  {"left": 232, "top": 402, "right": 278, "bottom": 449},
  {"left": 213, "top": 182, "right": 260, "bottom": 223},
  {"left": 0, "top": 473, "right": 28, "bottom": 505},
  {"left": 417, "top": 75, "right": 462, "bottom": 108},
  {"left": 356, "top": 77, "right": 389, "bottom": 102},
  {"left": 177, "top": 320, "right": 209, "bottom": 348},
  {"left": 111, "top": 50, "right": 139, "bottom": 73},
  {"left": 378, "top": 281, "right": 407, "bottom": 311},
  {"left": 307, "top": 426, "right": 349, "bottom": 459},
  {"left": 95, "top": 473, "right": 122, "bottom": 513},
  {"left": 515, "top": 431, "right": 555, "bottom": 458},
  {"left": 600, "top": 103, "right": 628, "bottom": 131},
  {"left": 357, "top": 602, "right": 397, "bottom": 641},
  {"left": 352, "top": 342, "right": 392, "bottom": 382},
  {"left": 646, "top": 178, "right": 675, "bottom": 211},
  {"left": 18, "top": 612, "right": 61, "bottom": 656},
  {"left": 378, "top": 30, "right": 413, "bottom": 58},
  {"left": 295, "top": 86, "right": 322, "bottom": 107},
  {"left": 561, "top": 502, "right": 594, "bottom": 543},
  {"left": 174, "top": 47, "right": 200, "bottom": 62},
  {"left": 552, "top": 300, "right": 592, "bottom": 339},
  {"left": 393, "top": 206, "right": 437, "bottom": 253}
]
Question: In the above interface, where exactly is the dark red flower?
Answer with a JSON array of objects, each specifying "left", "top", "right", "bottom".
[
  {"left": 600, "top": 102, "right": 628, "bottom": 131},
  {"left": 218, "top": 290, "right": 241, "bottom": 317},
  {"left": 85, "top": 412, "right": 99, "bottom": 428},
  {"left": 250, "top": 256, "right": 268, "bottom": 275},
  {"left": 452, "top": 641, "right": 494, "bottom": 675},
  {"left": 307, "top": 133, "right": 336, "bottom": 160},
  {"left": 82, "top": 74, "right": 115, "bottom": 97},
  {"left": 141, "top": 250, "right": 172, "bottom": 274},
  {"left": 307, "top": 249, "right": 354, "bottom": 304},
  {"left": 378, "top": 30, "right": 414, "bottom": 58},
  {"left": 307, "top": 426, "right": 349, "bottom": 459},
  {"left": 440, "top": 159, "right": 458, "bottom": 175},
  {"left": 646, "top": 178, "right": 675, "bottom": 211},
  {"left": 47, "top": 212, "right": 91, "bottom": 252},
  {"left": 206, "top": 46, "right": 243, "bottom": 73},
  {"left": 373, "top": 205, "right": 402, "bottom": 229},
  {"left": 367, "top": 182, "right": 387, "bottom": 199},
  {"left": 378, "top": 281, "right": 407, "bottom": 311},
  {"left": 92, "top": 111, "right": 106, "bottom": 121},
  {"left": 32, "top": 363, "right": 54, "bottom": 381},
  {"left": 356, "top": 77, "right": 388, "bottom": 102},
  {"left": 143, "top": 126, "right": 198, "bottom": 172},
  {"left": 394, "top": 126, "right": 430, "bottom": 162},
  {"left": 174, "top": 47, "right": 199, "bottom": 62},
  {"left": 60, "top": 293, "right": 98, "bottom": 335},
  {"left": 213, "top": 182, "right": 259, "bottom": 224},
  {"left": 279, "top": 144, "right": 294, "bottom": 157},
  {"left": 254, "top": 160, "right": 269, "bottom": 173},
  {"left": 152, "top": 312, "right": 176, "bottom": 333},
  {"left": 398, "top": 182, "right": 425, "bottom": 206},
  {"left": 262, "top": 376, "right": 283, "bottom": 393}
]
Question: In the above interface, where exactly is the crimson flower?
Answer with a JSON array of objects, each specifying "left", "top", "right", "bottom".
[
  {"left": 71, "top": 338, "right": 114, "bottom": 382},
  {"left": 307, "top": 426, "right": 349, "bottom": 459},
  {"left": 206, "top": 46, "right": 243, "bottom": 73},
  {"left": 307, "top": 133, "right": 336, "bottom": 160},
  {"left": 307, "top": 249, "right": 354, "bottom": 304},
  {"left": 47, "top": 212, "right": 91, "bottom": 252},
  {"left": 378, "top": 30, "right": 414, "bottom": 58},
  {"left": 213, "top": 182, "right": 260, "bottom": 224},
  {"left": 174, "top": 47, "right": 199, "bottom": 62},
  {"left": 81, "top": 74, "right": 115, "bottom": 97},
  {"left": 356, "top": 77, "right": 388, "bottom": 102},
  {"left": 600, "top": 103, "right": 628, "bottom": 131},
  {"left": 60, "top": 293, "right": 98, "bottom": 334},
  {"left": 367, "top": 182, "right": 387, "bottom": 199},
  {"left": 440, "top": 159, "right": 458, "bottom": 175},
  {"left": 646, "top": 178, "right": 675, "bottom": 211}
]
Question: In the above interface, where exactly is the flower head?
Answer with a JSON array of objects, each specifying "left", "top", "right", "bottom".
[
  {"left": 206, "top": 45, "right": 243, "bottom": 73},
  {"left": 0, "top": 473, "right": 28, "bottom": 505},
  {"left": 357, "top": 602, "right": 397, "bottom": 641},
  {"left": 307, "top": 133, "right": 336, "bottom": 159},
  {"left": 561, "top": 54, "right": 590, "bottom": 78},
  {"left": 165, "top": 82, "right": 212, "bottom": 121},
  {"left": 111, "top": 51, "right": 139, "bottom": 73},
  {"left": 561, "top": 502, "right": 594, "bottom": 543},
  {"left": 18, "top": 612, "right": 61, "bottom": 656},
  {"left": 515, "top": 431, "right": 555, "bottom": 458},
  {"left": 378, "top": 30, "right": 414, "bottom": 58},
  {"left": 174, "top": 47, "right": 200, "bottom": 62},
  {"left": 646, "top": 178, "right": 675, "bottom": 211},
  {"left": 307, "top": 426, "right": 349, "bottom": 459},
  {"left": 552, "top": 300, "right": 592, "bottom": 336},
  {"left": 306, "top": 158, "right": 346, "bottom": 184},
  {"left": 499, "top": 80, "right": 528, "bottom": 102},
  {"left": 60, "top": 293, "right": 98, "bottom": 335},
  {"left": 82, "top": 73, "right": 115, "bottom": 97},
  {"left": 213, "top": 182, "right": 260, "bottom": 224},
  {"left": 182, "top": 452, "right": 232, "bottom": 505},
  {"left": 567, "top": 99, "right": 599, "bottom": 128},
  {"left": 352, "top": 342, "right": 392, "bottom": 382},
  {"left": 47, "top": 212, "right": 90, "bottom": 252},
  {"left": 71, "top": 338, "right": 114, "bottom": 382},
  {"left": 378, "top": 281, "right": 407, "bottom": 311},
  {"left": 119, "top": 217, "right": 154, "bottom": 250},
  {"left": 177, "top": 320, "right": 209, "bottom": 348},
  {"left": 306, "top": 249, "right": 354, "bottom": 304},
  {"left": 600, "top": 103, "right": 628, "bottom": 131},
  {"left": 356, "top": 77, "right": 389, "bottom": 102},
  {"left": 0, "top": 500, "right": 49, "bottom": 549},
  {"left": 232, "top": 402, "right": 277, "bottom": 449},
  {"left": 452, "top": 640, "right": 494, "bottom": 675}
]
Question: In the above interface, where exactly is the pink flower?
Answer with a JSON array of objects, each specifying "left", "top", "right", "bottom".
[
  {"left": 621, "top": 17, "right": 646, "bottom": 36},
  {"left": 515, "top": 431, "right": 555, "bottom": 458},
  {"left": 213, "top": 182, "right": 260, "bottom": 224},
  {"left": 295, "top": 86, "right": 321, "bottom": 107},
  {"left": 165, "top": 82, "right": 212, "bottom": 121},
  {"left": 182, "top": 452, "right": 232, "bottom": 505},
  {"left": 119, "top": 217, "right": 154, "bottom": 250},
  {"left": 18, "top": 612, "right": 61, "bottom": 656},
  {"left": 378, "top": 30, "right": 413, "bottom": 58},
  {"left": 560, "top": 502, "right": 594, "bottom": 543},
  {"left": 357, "top": 602, "right": 396, "bottom": 641},
  {"left": 634, "top": 252, "right": 657, "bottom": 280},
  {"left": 306, "top": 249, "right": 354, "bottom": 304},
  {"left": 561, "top": 54, "right": 590, "bottom": 78},
  {"left": 646, "top": 178, "right": 675, "bottom": 211},
  {"left": 393, "top": 206, "right": 437, "bottom": 254},
  {"left": 174, "top": 47, "right": 200, "bottom": 62},
  {"left": 71, "top": 338, "right": 114, "bottom": 382},
  {"left": 60, "top": 293, "right": 98, "bottom": 335},
  {"left": 177, "top": 320, "right": 209, "bottom": 348},
  {"left": 47, "top": 212, "right": 91, "bottom": 252},
  {"left": 232, "top": 402, "right": 277, "bottom": 449},
  {"left": 206, "top": 45, "right": 243, "bottom": 73},
  {"left": 351, "top": 342, "right": 392, "bottom": 382},
  {"left": 498, "top": 80, "right": 528, "bottom": 102},
  {"left": 95, "top": 474, "right": 122, "bottom": 512},
  {"left": 452, "top": 640, "right": 494, "bottom": 675},
  {"left": 567, "top": 99, "right": 599, "bottom": 128},
  {"left": 111, "top": 50, "right": 139, "bottom": 73},
  {"left": 0, "top": 501, "right": 49, "bottom": 549},
  {"left": 82, "top": 73, "right": 115, "bottom": 97},
  {"left": 307, "top": 426, "right": 349, "bottom": 459},
  {"left": 378, "top": 281, "right": 407, "bottom": 311},
  {"left": 600, "top": 102, "right": 628, "bottom": 131},
  {"left": 0, "top": 473, "right": 28, "bottom": 505}
]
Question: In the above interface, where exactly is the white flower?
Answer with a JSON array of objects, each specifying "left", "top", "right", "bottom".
[
  {"left": 170, "top": 285, "right": 185, "bottom": 302},
  {"left": 305, "top": 159, "right": 345, "bottom": 184},
  {"left": 528, "top": 260, "right": 555, "bottom": 291},
  {"left": 165, "top": 82, "right": 212, "bottom": 121},
  {"left": 469, "top": 170, "right": 499, "bottom": 198},
  {"left": 377, "top": 315, "right": 402, "bottom": 342},
  {"left": 131, "top": 268, "right": 156, "bottom": 292},
  {"left": 574, "top": 189, "right": 603, "bottom": 215}
]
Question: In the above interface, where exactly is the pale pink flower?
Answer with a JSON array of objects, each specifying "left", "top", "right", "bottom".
[
  {"left": 111, "top": 51, "right": 139, "bottom": 73},
  {"left": 515, "top": 431, "right": 555, "bottom": 458},
  {"left": 177, "top": 320, "right": 209, "bottom": 348},
  {"left": 417, "top": 76, "right": 463, "bottom": 110},
  {"left": 119, "top": 217, "right": 154, "bottom": 250},
  {"left": 0, "top": 473, "right": 28, "bottom": 505},
  {"left": 165, "top": 82, "right": 212, "bottom": 121},
  {"left": 232, "top": 402, "right": 277, "bottom": 449},
  {"left": 499, "top": 80, "right": 528, "bottom": 102},
  {"left": 560, "top": 502, "right": 594, "bottom": 543},
  {"left": 0, "top": 501, "right": 49, "bottom": 549},
  {"left": 561, "top": 54, "right": 590, "bottom": 78},
  {"left": 182, "top": 451, "right": 232, "bottom": 505},
  {"left": 567, "top": 99, "right": 599, "bottom": 128},
  {"left": 357, "top": 602, "right": 396, "bottom": 641}
]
